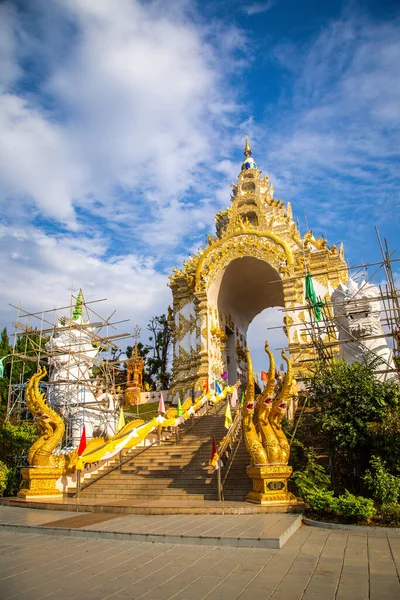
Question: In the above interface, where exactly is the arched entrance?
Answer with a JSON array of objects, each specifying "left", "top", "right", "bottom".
[
  {"left": 168, "top": 138, "right": 348, "bottom": 402},
  {"left": 207, "top": 256, "right": 284, "bottom": 385}
]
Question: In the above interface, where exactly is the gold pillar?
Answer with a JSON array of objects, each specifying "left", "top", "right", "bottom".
[
  {"left": 18, "top": 467, "right": 64, "bottom": 499},
  {"left": 246, "top": 465, "right": 297, "bottom": 505}
]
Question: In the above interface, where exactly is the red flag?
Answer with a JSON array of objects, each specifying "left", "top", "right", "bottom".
[
  {"left": 210, "top": 436, "right": 217, "bottom": 462},
  {"left": 205, "top": 378, "right": 210, "bottom": 393},
  {"left": 77, "top": 425, "right": 87, "bottom": 456},
  {"left": 261, "top": 371, "right": 269, "bottom": 382}
]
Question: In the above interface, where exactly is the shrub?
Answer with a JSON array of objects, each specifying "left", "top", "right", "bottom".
[
  {"left": 292, "top": 448, "right": 331, "bottom": 499},
  {"left": 335, "top": 490, "right": 376, "bottom": 522},
  {"left": 380, "top": 503, "right": 400, "bottom": 524},
  {"left": 0, "top": 461, "right": 9, "bottom": 496},
  {"left": 305, "top": 488, "right": 337, "bottom": 512},
  {"left": 363, "top": 456, "right": 400, "bottom": 505}
]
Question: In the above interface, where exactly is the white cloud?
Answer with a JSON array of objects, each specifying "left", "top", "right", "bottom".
[
  {"left": 243, "top": 2, "right": 277, "bottom": 16},
  {"left": 264, "top": 13, "right": 400, "bottom": 247},
  {"left": 247, "top": 307, "right": 286, "bottom": 376},
  {"left": 0, "top": 225, "right": 171, "bottom": 345},
  {"left": 0, "top": 0, "right": 245, "bottom": 230}
]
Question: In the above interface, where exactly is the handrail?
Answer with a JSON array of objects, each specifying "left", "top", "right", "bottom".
[
  {"left": 214, "top": 404, "right": 243, "bottom": 501},
  {"left": 74, "top": 400, "right": 212, "bottom": 498}
]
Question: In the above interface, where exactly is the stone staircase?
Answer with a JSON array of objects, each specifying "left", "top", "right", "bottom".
[{"left": 69, "top": 411, "right": 253, "bottom": 502}]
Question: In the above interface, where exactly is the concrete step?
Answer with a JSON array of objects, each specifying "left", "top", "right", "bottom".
[{"left": 70, "top": 412, "right": 252, "bottom": 502}]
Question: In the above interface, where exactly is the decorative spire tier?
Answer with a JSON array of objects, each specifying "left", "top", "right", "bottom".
[{"left": 241, "top": 136, "right": 257, "bottom": 171}]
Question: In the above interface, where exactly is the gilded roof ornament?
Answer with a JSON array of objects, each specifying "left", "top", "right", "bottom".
[{"left": 244, "top": 135, "right": 252, "bottom": 157}]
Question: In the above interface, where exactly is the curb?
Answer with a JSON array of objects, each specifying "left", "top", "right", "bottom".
[
  {"left": 303, "top": 517, "right": 400, "bottom": 534},
  {"left": 0, "top": 498, "right": 304, "bottom": 516}
]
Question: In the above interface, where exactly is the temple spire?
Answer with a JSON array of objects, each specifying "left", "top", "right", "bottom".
[
  {"left": 72, "top": 289, "right": 83, "bottom": 321},
  {"left": 241, "top": 136, "right": 257, "bottom": 171},
  {"left": 244, "top": 135, "right": 252, "bottom": 157}
]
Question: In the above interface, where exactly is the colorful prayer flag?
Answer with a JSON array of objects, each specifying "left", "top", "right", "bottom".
[
  {"left": 230, "top": 386, "right": 238, "bottom": 407},
  {"left": 177, "top": 397, "right": 182, "bottom": 417},
  {"left": 210, "top": 436, "right": 217, "bottom": 463},
  {"left": 224, "top": 402, "right": 232, "bottom": 429},
  {"left": 305, "top": 273, "right": 324, "bottom": 322},
  {"left": 261, "top": 371, "right": 269, "bottom": 382},
  {"left": 215, "top": 381, "right": 222, "bottom": 395},
  {"left": 77, "top": 425, "right": 87, "bottom": 456},
  {"left": 157, "top": 393, "right": 166, "bottom": 414}
]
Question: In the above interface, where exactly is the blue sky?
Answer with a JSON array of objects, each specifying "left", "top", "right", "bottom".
[{"left": 0, "top": 0, "right": 399, "bottom": 373}]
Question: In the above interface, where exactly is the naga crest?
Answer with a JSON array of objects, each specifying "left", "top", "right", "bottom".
[
  {"left": 243, "top": 343, "right": 293, "bottom": 466},
  {"left": 25, "top": 366, "right": 65, "bottom": 468}
]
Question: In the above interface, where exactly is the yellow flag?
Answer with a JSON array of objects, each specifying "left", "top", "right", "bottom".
[
  {"left": 117, "top": 407, "right": 125, "bottom": 432},
  {"left": 224, "top": 401, "right": 232, "bottom": 430}
]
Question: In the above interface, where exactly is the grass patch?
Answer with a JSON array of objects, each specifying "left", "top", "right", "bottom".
[{"left": 125, "top": 401, "right": 167, "bottom": 421}]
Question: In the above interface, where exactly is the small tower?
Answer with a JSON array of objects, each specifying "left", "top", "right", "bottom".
[{"left": 124, "top": 344, "right": 145, "bottom": 406}]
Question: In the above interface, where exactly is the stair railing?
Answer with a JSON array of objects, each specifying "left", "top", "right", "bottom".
[{"left": 214, "top": 404, "right": 243, "bottom": 502}]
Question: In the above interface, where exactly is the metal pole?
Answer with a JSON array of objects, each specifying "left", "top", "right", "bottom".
[
  {"left": 217, "top": 465, "right": 222, "bottom": 502},
  {"left": 76, "top": 470, "right": 81, "bottom": 499}
]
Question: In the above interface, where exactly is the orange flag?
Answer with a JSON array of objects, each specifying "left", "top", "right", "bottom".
[{"left": 261, "top": 371, "right": 269, "bottom": 382}]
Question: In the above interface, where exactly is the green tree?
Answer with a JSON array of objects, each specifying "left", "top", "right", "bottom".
[
  {"left": 0, "top": 328, "right": 12, "bottom": 407},
  {"left": 146, "top": 315, "right": 172, "bottom": 389},
  {"left": 300, "top": 359, "right": 400, "bottom": 494}
]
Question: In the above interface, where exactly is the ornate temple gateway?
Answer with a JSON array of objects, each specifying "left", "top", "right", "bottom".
[{"left": 168, "top": 139, "right": 348, "bottom": 402}]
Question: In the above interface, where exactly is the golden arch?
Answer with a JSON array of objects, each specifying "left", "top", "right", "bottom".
[{"left": 195, "top": 230, "right": 294, "bottom": 292}]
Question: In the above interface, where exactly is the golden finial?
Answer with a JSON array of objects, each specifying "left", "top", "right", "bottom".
[{"left": 244, "top": 135, "right": 252, "bottom": 157}]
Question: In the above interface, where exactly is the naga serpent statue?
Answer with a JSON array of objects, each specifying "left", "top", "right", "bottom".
[
  {"left": 243, "top": 343, "right": 293, "bottom": 466},
  {"left": 25, "top": 366, "right": 65, "bottom": 468}
]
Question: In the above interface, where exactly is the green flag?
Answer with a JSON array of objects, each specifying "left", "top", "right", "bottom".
[
  {"left": 305, "top": 274, "right": 324, "bottom": 322},
  {"left": 177, "top": 397, "right": 182, "bottom": 417},
  {"left": 241, "top": 391, "right": 245, "bottom": 404}
]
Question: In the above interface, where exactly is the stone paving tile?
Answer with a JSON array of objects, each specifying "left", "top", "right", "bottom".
[
  {"left": 0, "top": 505, "right": 82, "bottom": 526},
  {"left": 336, "top": 532, "right": 369, "bottom": 600},
  {"left": 48, "top": 543, "right": 198, "bottom": 600},
  {"left": 300, "top": 531, "right": 348, "bottom": 600},
  {"left": 368, "top": 533, "right": 400, "bottom": 600},
  {"left": 227, "top": 514, "right": 284, "bottom": 539},
  {"left": 387, "top": 535, "right": 400, "bottom": 576},
  {"left": 1, "top": 514, "right": 400, "bottom": 599},
  {"left": 0, "top": 538, "right": 129, "bottom": 599},
  {"left": 264, "top": 528, "right": 331, "bottom": 599},
  {"left": 175, "top": 514, "right": 229, "bottom": 536},
  {"left": 106, "top": 546, "right": 223, "bottom": 600},
  {"left": 0, "top": 536, "right": 95, "bottom": 577}
]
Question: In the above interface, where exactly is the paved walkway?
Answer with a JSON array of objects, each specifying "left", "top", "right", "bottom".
[
  {"left": 0, "top": 506, "right": 400, "bottom": 599},
  {"left": 0, "top": 506, "right": 301, "bottom": 549}
]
